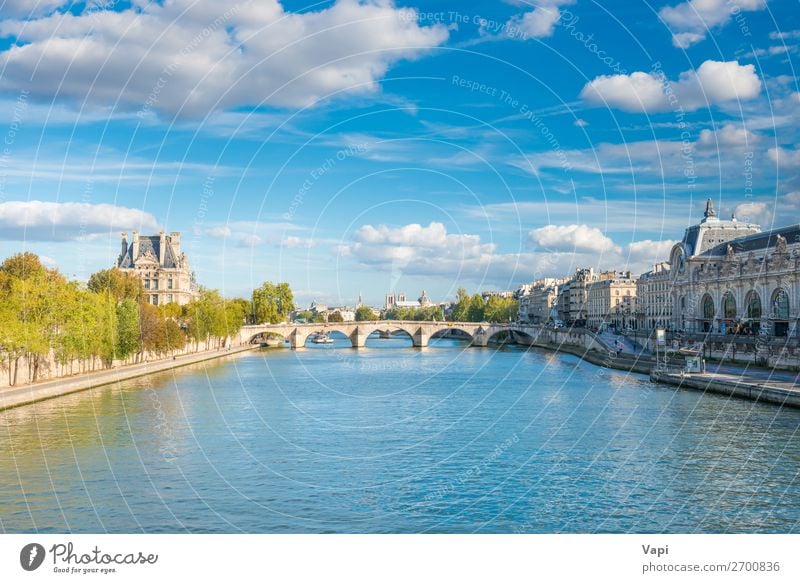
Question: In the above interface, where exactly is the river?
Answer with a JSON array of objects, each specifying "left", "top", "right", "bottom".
[{"left": 1, "top": 335, "right": 799, "bottom": 533}]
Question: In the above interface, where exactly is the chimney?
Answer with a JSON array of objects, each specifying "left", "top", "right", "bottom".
[
  {"left": 159, "top": 230, "right": 166, "bottom": 265},
  {"left": 132, "top": 231, "right": 140, "bottom": 261},
  {"left": 170, "top": 231, "right": 181, "bottom": 257}
]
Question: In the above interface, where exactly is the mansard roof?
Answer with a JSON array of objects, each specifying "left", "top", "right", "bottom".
[
  {"left": 698, "top": 224, "right": 800, "bottom": 257},
  {"left": 118, "top": 234, "right": 180, "bottom": 268}
]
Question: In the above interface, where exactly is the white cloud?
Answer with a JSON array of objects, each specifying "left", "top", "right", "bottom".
[
  {"left": 770, "top": 30, "right": 800, "bottom": 40},
  {"left": 659, "top": 0, "right": 767, "bottom": 48},
  {"left": 0, "top": 0, "right": 449, "bottom": 118},
  {"left": 0, "top": 200, "right": 159, "bottom": 241},
  {"left": 1, "top": 0, "right": 65, "bottom": 18},
  {"left": 783, "top": 191, "right": 800, "bottom": 206},
  {"left": 626, "top": 239, "right": 678, "bottom": 265},
  {"left": 696, "top": 123, "right": 759, "bottom": 149},
  {"left": 505, "top": 0, "right": 574, "bottom": 39},
  {"left": 239, "top": 234, "right": 263, "bottom": 248},
  {"left": 734, "top": 202, "right": 772, "bottom": 226},
  {"left": 581, "top": 60, "right": 761, "bottom": 113},
  {"left": 206, "top": 226, "right": 232, "bottom": 238},
  {"left": 574, "top": 118, "right": 588, "bottom": 127},
  {"left": 529, "top": 224, "right": 620, "bottom": 254},
  {"left": 280, "top": 235, "right": 315, "bottom": 249},
  {"left": 769, "top": 146, "right": 800, "bottom": 168}
]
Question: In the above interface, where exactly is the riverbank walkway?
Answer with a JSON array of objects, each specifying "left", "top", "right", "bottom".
[{"left": 0, "top": 345, "right": 258, "bottom": 412}]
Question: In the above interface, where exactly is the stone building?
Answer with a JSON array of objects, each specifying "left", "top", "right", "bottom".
[
  {"left": 586, "top": 271, "right": 637, "bottom": 329},
  {"left": 518, "top": 278, "right": 563, "bottom": 324},
  {"left": 384, "top": 290, "right": 432, "bottom": 311},
  {"left": 667, "top": 199, "right": 800, "bottom": 337},
  {"left": 636, "top": 262, "right": 672, "bottom": 331},
  {"left": 116, "top": 231, "right": 197, "bottom": 306}
]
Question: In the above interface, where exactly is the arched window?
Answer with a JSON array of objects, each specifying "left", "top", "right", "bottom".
[
  {"left": 702, "top": 294, "right": 715, "bottom": 320},
  {"left": 772, "top": 289, "right": 789, "bottom": 319},
  {"left": 722, "top": 292, "right": 737, "bottom": 319},
  {"left": 746, "top": 291, "right": 762, "bottom": 319}
]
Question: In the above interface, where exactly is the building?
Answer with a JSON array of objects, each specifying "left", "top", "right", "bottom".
[
  {"left": 635, "top": 262, "right": 672, "bottom": 332},
  {"left": 518, "top": 278, "right": 563, "bottom": 324},
  {"left": 385, "top": 290, "right": 433, "bottom": 311},
  {"left": 667, "top": 199, "right": 800, "bottom": 336},
  {"left": 586, "top": 271, "right": 637, "bottom": 329},
  {"left": 116, "top": 231, "right": 197, "bottom": 306},
  {"left": 481, "top": 290, "right": 516, "bottom": 301},
  {"left": 554, "top": 268, "right": 596, "bottom": 325}
]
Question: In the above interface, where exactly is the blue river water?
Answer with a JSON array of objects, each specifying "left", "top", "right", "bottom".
[{"left": 1, "top": 335, "right": 799, "bottom": 533}]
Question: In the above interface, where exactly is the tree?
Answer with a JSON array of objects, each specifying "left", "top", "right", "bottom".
[
  {"left": 0, "top": 252, "right": 46, "bottom": 280},
  {"left": 252, "top": 282, "right": 295, "bottom": 324},
  {"left": 116, "top": 299, "right": 141, "bottom": 362},
  {"left": 87, "top": 268, "right": 143, "bottom": 302},
  {"left": 467, "top": 294, "right": 485, "bottom": 322},
  {"left": 450, "top": 287, "right": 469, "bottom": 322},
  {"left": 328, "top": 310, "right": 345, "bottom": 323},
  {"left": 355, "top": 306, "right": 378, "bottom": 321}
]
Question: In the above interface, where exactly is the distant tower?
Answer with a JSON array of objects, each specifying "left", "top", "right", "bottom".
[{"left": 356, "top": 292, "right": 363, "bottom": 308}]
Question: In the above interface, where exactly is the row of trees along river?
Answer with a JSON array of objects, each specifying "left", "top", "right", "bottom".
[
  {"left": 0, "top": 252, "right": 518, "bottom": 387},
  {"left": 0, "top": 253, "right": 296, "bottom": 387}
]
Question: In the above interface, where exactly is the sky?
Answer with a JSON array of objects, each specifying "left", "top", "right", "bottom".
[{"left": 0, "top": 0, "right": 798, "bottom": 307}]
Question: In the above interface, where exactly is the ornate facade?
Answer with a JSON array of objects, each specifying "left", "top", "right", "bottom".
[
  {"left": 116, "top": 231, "right": 197, "bottom": 306},
  {"left": 636, "top": 262, "right": 672, "bottom": 331},
  {"left": 668, "top": 199, "right": 799, "bottom": 337}
]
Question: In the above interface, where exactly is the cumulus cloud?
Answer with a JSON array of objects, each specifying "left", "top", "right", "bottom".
[
  {"left": 0, "top": 200, "right": 159, "bottom": 241},
  {"left": 0, "top": 0, "right": 65, "bottom": 18},
  {"left": 769, "top": 146, "right": 800, "bottom": 169},
  {"left": 581, "top": 60, "right": 761, "bottom": 113},
  {"left": 340, "top": 221, "right": 511, "bottom": 281},
  {"left": 659, "top": 0, "right": 767, "bottom": 48},
  {"left": 529, "top": 224, "right": 620, "bottom": 254},
  {"left": 626, "top": 239, "right": 678, "bottom": 264},
  {"left": 696, "top": 123, "right": 759, "bottom": 149},
  {"left": 505, "top": 0, "right": 574, "bottom": 39},
  {"left": 734, "top": 202, "right": 773, "bottom": 226},
  {"left": 0, "top": 0, "right": 449, "bottom": 118}
]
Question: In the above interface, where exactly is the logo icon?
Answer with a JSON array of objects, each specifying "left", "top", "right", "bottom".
[{"left": 20, "top": 543, "right": 46, "bottom": 571}]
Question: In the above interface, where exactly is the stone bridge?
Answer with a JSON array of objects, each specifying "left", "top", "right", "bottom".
[{"left": 237, "top": 321, "right": 542, "bottom": 348}]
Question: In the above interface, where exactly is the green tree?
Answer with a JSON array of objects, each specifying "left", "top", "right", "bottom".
[
  {"left": 328, "top": 310, "right": 345, "bottom": 323},
  {"left": 450, "top": 287, "right": 469, "bottom": 322},
  {"left": 116, "top": 299, "right": 141, "bottom": 362},
  {"left": 355, "top": 306, "right": 378, "bottom": 321},
  {"left": 87, "top": 268, "right": 143, "bottom": 302},
  {"left": 467, "top": 294, "right": 486, "bottom": 322},
  {"left": 0, "top": 252, "right": 46, "bottom": 280},
  {"left": 252, "top": 282, "right": 295, "bottom": 324}
]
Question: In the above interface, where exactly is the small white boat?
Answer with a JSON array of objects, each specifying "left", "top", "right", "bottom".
[{"left": 312, "top": 333, "right": 335, "bottom": 344}]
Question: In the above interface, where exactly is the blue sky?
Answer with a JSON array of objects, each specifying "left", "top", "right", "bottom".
[{"left": 0, "top": 0, "right": 798, "bottom": 306}]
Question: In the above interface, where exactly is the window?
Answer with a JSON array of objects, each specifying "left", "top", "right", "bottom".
[
  {"left": 168, "top": 278, "right": 173, "bottom": 290},
  {"left": 144, "top": 279, "right": 150, "bottom": 290},
  {"left": 153, "top": 279, "right": 159, "bottom": 290},
  {"left": 772, "top": 289, "right": 789, "bottom": 320},
  {"left": 722, "top": 292, "right": 736, "bottom": 319},
  {"left": 167, "top": 294, "right": 173, "bottom": 303},
  {"left": 152, "top": 294, "right": 159, "bottom": 306},
  {"left": 746, "top": 292, "right": 762, "bottom": 320},
  {"left": 702, "top": 294, "right": 715, "bottom": 320}
]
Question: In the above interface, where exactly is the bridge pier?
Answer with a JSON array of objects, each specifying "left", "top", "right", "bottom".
[
  {"left": 412, "top": 327, "right": 430, "bottom": 348},
  {"left": 349, "top": 326, "right": 370, "bottom": 348},
  {"left": 470, "top": 327, "right": 490, "bottom": 347},
  {"left": 289, "top": 330, "right": 311, "bottom": 349}
]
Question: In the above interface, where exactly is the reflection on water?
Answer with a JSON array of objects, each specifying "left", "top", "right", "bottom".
[{"left": 1, "top": 339, "right": 799, "bottom": 533}]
